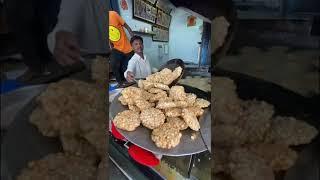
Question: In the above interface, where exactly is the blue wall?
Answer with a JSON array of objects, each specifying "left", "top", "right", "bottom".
[{"left": 169, "top": 8, "right": 203, "bottom": 64}]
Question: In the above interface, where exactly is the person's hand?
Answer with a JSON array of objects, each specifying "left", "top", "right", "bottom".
[
  {"left": 54, "top": 31, "right": 81, "bottom": 66},
  {"left": 126, "top": 71, "right": 135, "bottom": 82}
]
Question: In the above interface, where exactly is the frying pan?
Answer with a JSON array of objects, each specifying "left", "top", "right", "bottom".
[
  {"left": 1, "top": 94, "right": 62, "bottom": 180},
  {"left": 213, "top": 68, "right": 320, "bottom": 180}
]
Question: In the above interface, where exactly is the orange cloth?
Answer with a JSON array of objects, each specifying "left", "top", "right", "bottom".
[{"left": 109, "top": 11, "right": 132, "bottom": 53}]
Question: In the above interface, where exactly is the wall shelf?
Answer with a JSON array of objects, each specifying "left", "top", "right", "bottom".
[{"left": 133, "top": 31, "right": 156, "bottom": 36}]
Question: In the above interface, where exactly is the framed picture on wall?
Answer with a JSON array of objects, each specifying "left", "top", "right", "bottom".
[
  {"left": 133, "top": 0, "right": 157, "bottom": 23},
  {"left": 145, "top": 0, "right": 156, "bottom": 5},
  {"left": 152, "top": 26, "right": 169, "bottom": 42},
  {"left": 155, "top": 9, "right": 171, "bottom": 29},
  {"left": 156, "top": 0, "right": 172, "bottom": 13}
]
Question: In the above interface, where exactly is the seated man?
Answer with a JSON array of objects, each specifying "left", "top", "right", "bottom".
[{"left": 124, "top": 35, "right": 152, "bottom": 82}]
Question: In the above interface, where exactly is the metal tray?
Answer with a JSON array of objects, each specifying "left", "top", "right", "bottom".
[
  {"left": 110, "top": 85, "right": 211, "bottom": 156},
  {"left": 1, "top": 96, "right": 62, "bottom": 179}
]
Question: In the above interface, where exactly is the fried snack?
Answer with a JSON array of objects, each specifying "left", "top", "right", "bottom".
[
  {"left": 29, "top": 106, "right": 58, "bottom": 137},
  {"left": 165, "top": 108, "right": 182, "bottom": 117},
  {"left": 145, "top": 69, "right": 167, "bottom": 83},
  {"left": 17, "top": 153, "right": 97, "bottom": 180},
  {"left": 91, "top": 56, "right": 108, "bottom": 88},
  {"left": 166, "top": 117, "right": 188, "bottom": 130},
  {"left": 159, "top": 67, "right": 183, "bottom": 85},
  {"left": 76, "top": 100, "right": 106, "bottom": 158},
  {"left": 146, "top": 68, "right": 172, "bottom": 83},
  {"left": 113, "top": 110, "right": 140, "bottom": 131},
  {"left": 121, "top": 86, "right": 144, "bottom": 100},
  {"left": 248, "top": 143, "right": 298, "bottom": 171},
  {"left": 134, "top": 98, "right": 154, "bottom": 110},
  {"left": 151, "top": 123, "right": 182, "bottom": 149},
  {"left": 82, "top": 125, "right": 107, "bottom": 157},
  {"left": 212, "top": 125, "right": 247, "bottom": 147},
  {"left": 194, "top": 98, "right": 210, "bottom": 108},
  {"left": 264, "top": 116, "right": 318, "bottom": 146},
  {"left": 140, "top": 108, "right": 166, "bottom": 129},
  {"left": 97, "top": 158, "right": 108, "bottom": 180},
  {"left": 153, "top": 83, "right": 170, "bottom": 91},
  {"left": 172, "top": 66, "right": 183, "bottom": 80},
  {"left": 174, "top": 100, "right": 189, "bottom": 108},
  {"left": 36, "top": 79, "right": 103, "bottom": 136},
  {"left": 162, "top": 96, "right": 174, "bottom": 101},
  {"left": 214, "top": 102, "right": 243, "bottom": 125},
  {"left": 128, "top": 104, "right": 140, "bottom": 112},
  {"left": 185, "top": 106, "right": 204, "bottom": 117},
  {"left": 118, "top": 95, "right": 134, "bottom": 105},
  {"left": 146, "top": 67, "right": 182, "bottom": 86},
  {"left": 142, "top": 90, "right": 153, "bottom": 100},
  {"left": 213, "top": 77, "right": 243, "bottom": 125},
  {"left": 228, "top": 148, "right": 275, "bottom": 180},
  {"left": 148, "top": 88, "right": 165, "bottom": 94},
  {"left": 141, "top": 80, "right": 154, "bottom": 90},
  {"left": 163, "top": 69, "right": 181, "bottom": 85},
  {"left": 149, "top": 91, "right": 167, "bottom": 103},
  {"left": 60, "top": 135, "right": 99, "bottom": 164},
  {"left": 213, "top": 148, "right": 230, "bottom": 174},
  {"left": 182, "top": 108, "right": 200, "bottom": 131},
  {"left": 156, "top": 99, "right": 177, "bottom": 109},
  {"left": 212, "top": 16, "right": 230, "bottom": 53},
  {"left": 186, "top": 93, "right": 197, "bottom": 105},
  {"left": 118, "top": 95, "right": 127, "bottom": 105},
  {"left": 169, "top": 86, "right": 187, "bottom": 101},
  {"left": 239, "top": 100, "right": 274, "bottom": 143}
]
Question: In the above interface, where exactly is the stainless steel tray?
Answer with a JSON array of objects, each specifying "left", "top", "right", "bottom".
[
  {"left": 110, "top": 89, "right": 211, "bottom": 156},
  {"left": 1, "top": 86, "right": 62, "bottom": 179}
]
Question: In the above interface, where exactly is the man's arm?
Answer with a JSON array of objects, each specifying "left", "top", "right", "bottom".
[
  {"left": 47, "top": 0, "right": 85, "bottom": 53},
  {"left": 124, "top": 23, "right": 134, "bottom": 38},
  {"left": 124, "top": 57, "right": 136, "bottom": 81},
  {"left": 47, "top": 0, "right": 86, "bottom": 65},
  {"left": 114, "top": 11, "right": 134, "bottom": 38}
]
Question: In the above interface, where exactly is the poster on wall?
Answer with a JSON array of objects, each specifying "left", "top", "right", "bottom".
[
  {"left": 152, "top": 26, "right": 169, "bottom": 42},
  {"left": 133, "top": 0, "right": 157, "bottom": 23},
  {"left": 120, "top": 0, "right": 128, "bottom": 10},
  {"left": 187, "top": 15, "right": 197, "bottom": 27},
  {"left": 155, "top": 9, "right": 171, "bottom": 29}
]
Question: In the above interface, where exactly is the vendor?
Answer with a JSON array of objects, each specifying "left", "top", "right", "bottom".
[
  {"left": 124, "top": 35, "right": 151, "bottom": 82},
  {"left": 109, "top": 10, "right": 134, "bottom": 84}
]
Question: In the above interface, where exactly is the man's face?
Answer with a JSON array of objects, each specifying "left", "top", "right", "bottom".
[{"left": 132, "top": 39, "right": 144, "bottom": 53}]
